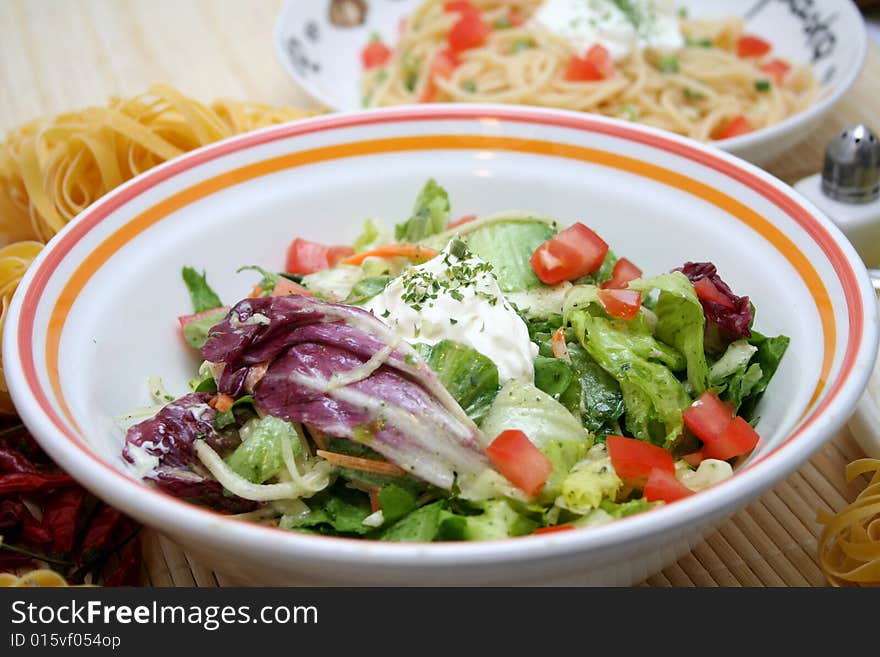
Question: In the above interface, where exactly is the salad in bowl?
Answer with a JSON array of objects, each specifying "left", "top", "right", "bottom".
[{"left": 121, "top": 179, "right": 787, "bottom": 541}]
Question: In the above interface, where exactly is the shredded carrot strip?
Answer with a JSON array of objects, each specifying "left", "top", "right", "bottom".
[
  {"left": 250, "top": 285, "right": 264, "bottom": 298},
  {"left": 342, "top": 244, "right": 438, "bottom": 266},
  {"left": 209, "top": 394, "right": 234, "bottom": 413},
  {"left": 347, "top": 481, "right": 382, "bottom": 512},
  {"left": 316, "top": 449, "right": 406, "bottom": 477}
]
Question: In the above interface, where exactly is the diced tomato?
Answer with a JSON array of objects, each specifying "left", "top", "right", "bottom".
[
  {"left": 420, "top": 48, "right": 458, "bottom": 102},
  {"left": 564, "top": 44, "right": 615, "bottom": 81},
  {"left": 444, "top": 0, "right": 479, "bottom": 14},
  {"left": 361, "top": 40, "right": 392, "bottom": 69},
  {"left": 448, "top": 9, "right": 489, "bottom": 53},
  {"left": 716, "top": 115, "right": 753, "bottom": 140},
  {"left": 285, "top": 238, "right": 353, "bottom": 275},
  {"left": 682, "top": 450, "right": 706, "bottom": 468},
  {"left": 601, "top": 257, "right": 642, "bottom": 289},
  {"left": 534, "top": 524, "right": 575, "bottom": 535},
  {"left": 597, "top": 289, "right": 642, "bottom": 320},
  {"left": 737, "top": 35, "right": 772, "bottom": 58},
  {"left": 644, "top": 468, "right": 694, "bottom": 504},
  {"left": 694, "top": 277, "right": 735, "bottom": 309},
  {"left": 508, "top": 9, "right": 526, "bottom": 27},
  {"left": 448, "top": 213, "right": 477, "bottom": 228},
  {"left": 327, "top": 245, "right": 355, "bottom": 265},
  {"left": 702, "top": 416, "right": 761, "bottom": 461},
  {"left": 530, "top": 222, "right": 609, "bottom": 285},
  {"left": 178, "top": 306, "right": 228, "bottom": 327},
  {"left": 486, "top": 429, "right": 553, "bottom": 498},
  {"left": 551, "top": 327, "right": 570, "bottom": 361},
  {"left": 759, "top": 58, "right": 790, "bottom": 84},
  {"left": 606, "top": 435, "right": 675, "bottom": 485},
  {"left": 682, "top": 391, "right": 734, "bottom": 445},
  {"left": 271, "top": 277, "right": 313, "bottom": 297}
]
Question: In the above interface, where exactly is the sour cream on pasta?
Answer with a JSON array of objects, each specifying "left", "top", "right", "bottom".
[{"left": 534, "top": 0, "right": 684, "bottom": 60}]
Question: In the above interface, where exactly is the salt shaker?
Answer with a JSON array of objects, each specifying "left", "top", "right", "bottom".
[{"left": 793, "top": 124, "right": 880, "bottom": 266}]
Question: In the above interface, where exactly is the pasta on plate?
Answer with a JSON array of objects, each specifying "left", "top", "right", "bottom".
[{"left": 361, "top": 0, "right": 819, "bottom": 141}]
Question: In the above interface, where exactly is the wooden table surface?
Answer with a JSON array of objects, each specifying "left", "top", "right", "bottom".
[{"left": 2, "top": 0, "right": 878, "bottom": 586}]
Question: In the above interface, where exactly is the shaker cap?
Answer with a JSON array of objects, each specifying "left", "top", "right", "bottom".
[{"left": 821, "top": 124, "right": 880, "bottom": 203}]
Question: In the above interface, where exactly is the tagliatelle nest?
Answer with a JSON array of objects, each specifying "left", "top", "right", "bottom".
[
  {"left": 817, "top": 458, "right": 880, "bottom": 586},
  {"left": 0, "top": 84, "right": 318, "bottom": 414}
]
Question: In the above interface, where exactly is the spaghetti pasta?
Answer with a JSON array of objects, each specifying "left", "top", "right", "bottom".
[
  {"left": 817, "top": 458, "right": 880, "bottom": 586},
  {"left": 361, "top": 1, "right": 819, "bottom": 141},
  {"left": 0, "top": 85, "right": 316, "bottom": 414}
]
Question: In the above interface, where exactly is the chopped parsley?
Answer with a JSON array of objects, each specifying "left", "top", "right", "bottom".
[
  {"left": 684, "top": 87, "right": 705, "bottom": 101},
  {"left": 658, "top": 55, "right": 679, "bottom": 73},
  {"left": 398, "top": 243, "right": 496, "bottom": 312},
  {"left": 754, "top": 79, "right": 772, "bottom": 92},
  {"left": 685, "top": 37, "right": 712, "bottom": 48},
  {"left": 461, "top": 80, "right": 477, "bottom": 93},
  {"left": 512, "top": 39, "right": 534, "bottom": 53}
]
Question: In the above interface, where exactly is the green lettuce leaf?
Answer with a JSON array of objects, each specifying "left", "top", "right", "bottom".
[
  {"left": 377, "top": 484, "right": 418, "bottom": 525},
  {"left": 181, "top": 266, "right": 223, "bottom": 313},
  {"left": 630, "top": 272, "right": 709, "bottom": 395},
  {"left": 558, "top": 444, "right": 622, "bottom": 513},
  {"left": 444, "top": 500, "right": 538, "bottom": 541},
  {"left": 738, "top": 332, "right": 790, "bottom": 420},
  {"left": 464, "top": 220, "right": 555, "bottom": 292},
  {"left": 354, "top": 218, "right": 388, "bottom": 253},
  {"left": 282, "top": 483, "right": 372, "bottom": 536},
  {"left": 380, "top": 501, "right": 447, "bottom": 542},
  {"left": 344, "top": 275, "right": 391, "bottom": 305},
  {"left": 534, "top": 331, "right": 625, "bottom": 438},
  {"left": 540, "top": 439, "right": 592, "bottom": 503},
  {"left": 236, "top": 265, "right": 280, "bottom": 293},
  {"left": 395, "top": 179, "right": 451, "bottom": 242},
  {"left": 414, "top": 340, "right": 499, "bottom": 422},
  {"left": 479, "top": 380, "right": 591, "bottom": 450},
  {"left": 182, "top": 309, "right": 228, "bottom": 350},
  {"left": 224, "top": 415, "right": 301, "bottom": 484},
  {"left": 571, "top": 311, "right": 691, "bottom": 448}
]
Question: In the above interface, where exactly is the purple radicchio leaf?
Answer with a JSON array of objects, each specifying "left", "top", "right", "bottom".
[
  {"left": 122, "top": 392, "right": 256, "bottom": 513},
  {"left": 674, "top": 262, "right": 753, "bottom": 340},
  {"left": 201, "top": 295, "right": 490, "bottom": 489}
]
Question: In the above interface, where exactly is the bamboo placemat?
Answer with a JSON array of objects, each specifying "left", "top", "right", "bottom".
[{"left": 2, "top": 1, "right": 879, "bottom": 587}]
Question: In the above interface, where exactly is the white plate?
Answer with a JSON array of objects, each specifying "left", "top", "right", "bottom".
[
  {"left": 4, "top": 105, "right": 877, "bottom": 585},
  {"left": 274, "top": 0, "right": 867, "bottom": 165}
]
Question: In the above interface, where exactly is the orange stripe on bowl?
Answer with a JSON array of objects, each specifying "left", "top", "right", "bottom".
[{"left": 42, "top": 134, "right": 834, "bottom": 434}]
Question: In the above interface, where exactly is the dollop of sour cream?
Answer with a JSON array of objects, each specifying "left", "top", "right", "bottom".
[
  {"left": 534, "top": 0, "right": 684, "bottom": 60},
  {"left": 366, "top": 243, "right": 538, "bottom": 383}
]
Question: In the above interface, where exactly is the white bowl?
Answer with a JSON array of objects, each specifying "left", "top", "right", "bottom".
[
  {"left": 4, "top": 105, "right": 877, "bottom": 585},
  {"left": 273, "top": 0, "right": 867, "bottom": 165}
]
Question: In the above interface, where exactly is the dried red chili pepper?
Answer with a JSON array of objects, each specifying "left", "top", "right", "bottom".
[
  {"left": 0, "top": 472, "right": 74, "bottom": 495},
  {"left": 19, "top": 506, "right": 50, "bottom": 546},
  {"left": 0, "top": 498, "right": 24, "bottom": 531},
  {"left": 0, "top": 552, "right": 34, "bottom": 572},
  {"left": 78, "top": 506, "right": 125, "bottom": 560},
  {"left": 0, "top": 446, "right": 37, "bottom": 474},
  {"left": 42, "top": 486, "right": 86, "bottom": 555},
  {"left": 104, "top": 539, "right": 142, "bottom": 587}
]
